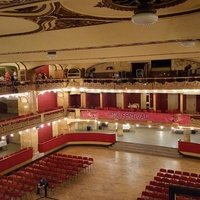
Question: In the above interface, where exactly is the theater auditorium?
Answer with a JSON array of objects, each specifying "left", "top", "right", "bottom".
[{"left": 0, "top": 0, "right": 200, "bottom": 199}]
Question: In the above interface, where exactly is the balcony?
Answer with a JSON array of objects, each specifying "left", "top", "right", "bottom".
[
  {"left": 0, "top": 107, "right": 66, "bottom": 136},
  {"left": 43, "top": 108, "right": 66, "bottom": 122},
  {"left": 0, "top": 114, "right": 41, "bottom": 135},
  {"left": 0, "top": 76, "right": 200, "bottom": 96},
  {"left": 35, "top": 79, "right": 67, "bottom": 91},
  {"left": 82, "top": 77, "right": 200, "bottom": 90}
]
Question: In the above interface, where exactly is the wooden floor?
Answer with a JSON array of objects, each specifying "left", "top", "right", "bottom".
[{"left": 33, "top": 145, "right": 200, "bottom": 200}]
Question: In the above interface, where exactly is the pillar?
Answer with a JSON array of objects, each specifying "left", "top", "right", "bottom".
[
  {"left": 100, "top": 93, "right": 103, "bottom": 109},
  {"left": 179, "top": 94, "right": 183, "bottom": 113},
  {"left": 153, "top": 93, "right": 157, "bottom": 111},
  {"left": 183, "top": 129, "right": 191, "bottom": 142},
  {"left": 64, "top": 91, "right": 70, "bottom": 108},
  {"left": 52, "top": 121, "right": 58, "bottom": 137},
  {"left": 116, "top": 93, "right": 124, "bottom": 109},
  {"left": 20, "top": 128, "right": 38, "bottom": 154},
  {"left": 140, "top": 93, "right": 146, "bottom": 109},
  {"left": 57, "top": 91, "right": 64, "bottom": 107},
  {"left": 81, "top": 92, "right": 86, "bottom": 108},
  {"left": 116, "top": 123, "right": 123, "bottom": 136},
  {"left": 93, "top": 121, "right": 98, "bottom": 130},
  {"left": 75, "top": 122, "right": 79, "bottom": 131}
]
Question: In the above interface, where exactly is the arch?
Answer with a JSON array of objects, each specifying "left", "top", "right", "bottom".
[{"left": 66, "top": 67, "right": 81, "bottom": 78}]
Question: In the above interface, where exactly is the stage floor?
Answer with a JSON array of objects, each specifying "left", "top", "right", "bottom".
[{"left": 116, "top": 127, "right": 200, "bottom": 148}]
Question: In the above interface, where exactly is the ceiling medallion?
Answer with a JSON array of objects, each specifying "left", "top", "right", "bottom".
[{"left": 95, "top": 0, "right": 188, "bottom": 11}]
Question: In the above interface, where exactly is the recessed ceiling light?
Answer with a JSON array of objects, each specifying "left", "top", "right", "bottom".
[{"left": 180, "top": 41, "right": 196, "bottom": 47}]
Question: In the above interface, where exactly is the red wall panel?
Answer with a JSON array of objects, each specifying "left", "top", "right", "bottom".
[
  {"left": 156, "top": 93, "right": 168, "bottom": 112},
  {"left": 102, "top": 93, "right": 116, "bottom": 108},
  {"left": 124, "top": 93, "right": 141, "bottom": 108},
  {"left": 38, "top": 91, "right": 57, "bottom": 112},
  {"left": 196, "top": 95, "right": 200, "bottom": 112},
  {"left": 38, "top": 124, "right": 53, "bottom": 143},
  {"left": 69, "top": 94, "right": 81, "bottom": 107},
  {"left": 86, "top": 93, "right": 100, "bottom": 108}
]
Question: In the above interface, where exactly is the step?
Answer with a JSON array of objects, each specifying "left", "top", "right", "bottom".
[{"left": 109, "top": 142, "right": 182, "bottom": 158}]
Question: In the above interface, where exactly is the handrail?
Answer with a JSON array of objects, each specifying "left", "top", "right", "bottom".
[
  {"left": 38, "top": 132, "right": 116, "bottom": 153},
  {"left": 0, "top": 147, "right": 33, "bottom": 173},
  {"left": 0, "top": 74, "right": 200, "bottom": 87},
  {"left": 0, "top": 107, "right": 66, "bottom": 135}
]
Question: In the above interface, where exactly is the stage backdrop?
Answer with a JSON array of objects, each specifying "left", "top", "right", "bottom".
[{"left": 81, "top": 109, "right": 191, "bottom": 125}]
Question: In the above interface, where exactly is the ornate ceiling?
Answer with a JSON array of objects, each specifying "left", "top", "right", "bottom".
[
  {"left": 95, "top": 0, "right": 188, "bottom": 11},
  {"left": 0, "top": 0, "right": 199, "bottom": 67}
]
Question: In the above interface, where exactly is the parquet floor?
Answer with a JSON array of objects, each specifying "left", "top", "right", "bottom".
[{"left": 39, "top": 146, "right": 200, "bottom": 200}]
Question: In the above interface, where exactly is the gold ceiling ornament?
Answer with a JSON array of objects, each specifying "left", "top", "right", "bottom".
[{"left": 95, "top": 0, "right": 188, "bottom": 11}]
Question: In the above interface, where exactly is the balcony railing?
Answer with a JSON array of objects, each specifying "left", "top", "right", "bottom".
[
  {"left": 43, "top": 108, "right": 65, "bottom": 122},
  {"left": 0, "top": 107, "right": 66, "bottom": 135},
  {"left": 0, "top": 76, "right": 200, "bottom": 96}
]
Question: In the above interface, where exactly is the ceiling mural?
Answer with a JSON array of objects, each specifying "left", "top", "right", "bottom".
[
  {"left": 95, "top": 0, "right": 188, "bottom": 11},
  {"left": 0, "top": 0, "right": 50, "bottom": 9},
  {"left": 0, "top": 1, "right": 124, "bottom": 37},
  {"left": 0, "top": 0, "right": 198, "bottom": 38}
]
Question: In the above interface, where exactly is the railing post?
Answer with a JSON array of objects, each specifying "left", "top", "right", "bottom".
[{"left": 41, "top": 113, "right": 44, "bottom": 123}]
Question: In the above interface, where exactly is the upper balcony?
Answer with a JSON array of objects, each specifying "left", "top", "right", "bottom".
[
  {"left": 0, "top": 107, "right": 66, "bottom": 135},
  {"left": 0, "top": 76, "right": 200, "bottom": 96}
]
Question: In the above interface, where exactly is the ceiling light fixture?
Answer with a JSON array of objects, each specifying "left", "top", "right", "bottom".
[
  {"left": 180, "top": 40, "right": 196, "bottom": 47},
  {"left": 132, "top": 12, "right": 158, "bottom": 25},
  {"left": 132, "top": 2, "right": 158, "bottom": 25}
]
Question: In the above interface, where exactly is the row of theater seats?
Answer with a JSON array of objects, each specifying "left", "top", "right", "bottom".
[
  {"left": 0, "top": 152, "right": 94, "bottom": 200},
  {"left": 137, "top": 168, "right": 200, "bottom": 200}
]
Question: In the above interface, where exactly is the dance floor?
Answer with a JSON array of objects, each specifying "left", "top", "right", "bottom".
[
  {"left": 117, "top": 127, "right": 200, "bottom": 148},
  {"left": 38, "top": 146, "right": 200, "bottom": 200}
]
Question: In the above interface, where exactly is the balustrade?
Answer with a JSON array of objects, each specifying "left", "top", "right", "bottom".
[
  {"left": 0, "top": 76, "right": 200, "bottom": 96},
  {"left": 43, "top": 108, "right": 65, "bottom": 121},
  {"left": 0, "top": 108, "right": 66, "bottom": 135}
]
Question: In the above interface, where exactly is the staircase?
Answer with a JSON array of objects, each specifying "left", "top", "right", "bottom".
[{"left": 109, "top": 141, "right": 182, "bottom": 158}]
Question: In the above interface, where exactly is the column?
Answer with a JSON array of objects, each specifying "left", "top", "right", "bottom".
[
  {"left": 57, "top": 91, "right": 64, "bottom": 107},
  {"left": 116, "top": 93, "right": 124, "bottom": 109},
  {"left": 153, "top": 93, "right": 157, "bottom": 111},
  {"left": 93, "top": 120, "right": 98, "bottom": 130},
  {"left": 179, "top": 94, "right": 183, "bottom": 113},
  {"left": 81, "top": 92, "right": 86, "bottom": 108},
  {"left": 20, "top": 128, "right": 38, "bottom": 154},
  {"left": 52, "top": 121, "right": 58, "bottom": 137},
  {"left": 64, "top": 91, "right": 70, "bottom": 108},
  {"left": 116, "top": 123, "right": 123, "bottom": 136},
  {"left": 183, "top": 129, "right": 191, "bottom": 142},
  {"left": 75, "top": 122, "right": 79, "bottom": 131},
  {"left": 140, "top": 93, "right": 146, "bottom": 109},
  {"left": 100, "top": 93, "right": 103, "bottom": 109}
]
